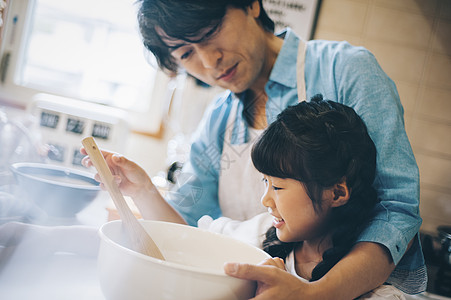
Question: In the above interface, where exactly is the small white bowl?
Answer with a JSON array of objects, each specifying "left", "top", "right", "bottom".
[
  {"left": 98, "top": 220, "right": 270, "bottom": 300},
  {"left": 10, "top": 162, "right": 100, "bottom": 217}
]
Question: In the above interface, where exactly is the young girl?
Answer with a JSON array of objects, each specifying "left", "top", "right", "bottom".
[{"left": 225, "top": 95, "right": 405, "bottom": 299}]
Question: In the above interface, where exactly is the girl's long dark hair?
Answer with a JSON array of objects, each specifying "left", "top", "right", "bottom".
[
  {"left": 251, "top": 95, "right": 379, "bottom": 281},
  {"left": 137, "top": 0, "right": 274, "bottom": 73}
]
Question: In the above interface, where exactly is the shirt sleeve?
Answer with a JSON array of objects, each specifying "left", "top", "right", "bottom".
[
  {"left": 325, "top": 42, "right": 422, "bottom": 265},
  {"left": 197, "top": 212, "right": 273, "bottom": 247}
]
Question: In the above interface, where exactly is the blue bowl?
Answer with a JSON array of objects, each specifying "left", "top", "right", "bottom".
[{"left": 11, "top": 162, "right": 100, "bottom": 217}]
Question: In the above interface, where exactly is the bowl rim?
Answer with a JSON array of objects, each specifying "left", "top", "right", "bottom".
[
  {"left": 99, "top": 219, "right": 270, "bottom": 277},
  {"left": 10, "top": 162, "right": 100, "bottom": 190}
]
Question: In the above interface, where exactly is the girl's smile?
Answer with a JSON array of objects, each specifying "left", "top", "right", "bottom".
[
  {"left": 272, "top": 217, "right": 285, "bottom": 229},
  {"left": 267, "top": 207, "right": 285, "bottom": 228}
]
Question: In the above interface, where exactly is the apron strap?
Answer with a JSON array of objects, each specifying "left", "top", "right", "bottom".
[{"left": 296, "top": 38, "right": 307, "bottom": 102}]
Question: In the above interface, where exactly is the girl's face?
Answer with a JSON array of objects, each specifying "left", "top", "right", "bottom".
[{"left": 261, "top": 175, "right": 335, "bottom": 243}]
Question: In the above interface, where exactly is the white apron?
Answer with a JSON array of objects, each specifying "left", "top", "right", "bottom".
[{"left": 217, "top": 38, "right": 307, "bottom": 220}]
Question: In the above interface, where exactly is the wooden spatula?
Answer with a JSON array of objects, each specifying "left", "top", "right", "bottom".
[{"left": 82, "top": 136, "right": 165, "bottom": 260}]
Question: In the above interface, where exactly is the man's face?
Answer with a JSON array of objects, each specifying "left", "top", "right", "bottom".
[{"left": 162, "top": 3, "right": 270, "bottom": 93}]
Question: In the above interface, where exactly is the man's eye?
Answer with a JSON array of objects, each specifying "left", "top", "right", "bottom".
[
  {"left": 180, "top": 49, "right": 193, "bottom": 60},
  {"left": 204, "top": 23, "right": 220, "bottom": 39},
  {"left": 204, "top": 28, "right": 216, "bottom": 39},
  {"left": 272, "top": 186, "right": 282, "bottom": 191}
]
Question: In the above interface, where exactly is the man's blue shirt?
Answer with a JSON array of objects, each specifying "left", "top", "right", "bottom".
[{"left": 167, "top": 28, "right": 426, "bottom": 293}]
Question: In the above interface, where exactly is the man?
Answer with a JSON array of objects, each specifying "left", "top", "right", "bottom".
[{"left": 88, "top": 0, "right": 426, "bottom": 298}]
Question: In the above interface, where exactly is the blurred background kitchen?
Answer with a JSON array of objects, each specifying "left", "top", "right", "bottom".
[{"left": 0, "top": 0, "right": 450, "bottom": 298}]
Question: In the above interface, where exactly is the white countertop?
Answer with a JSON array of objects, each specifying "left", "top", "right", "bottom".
[
  {"left": 0, "top": 192, "right": 110, "bottom": 300},
  {"left": 0, "top": 252, "right": 104, "bottom": 300}
]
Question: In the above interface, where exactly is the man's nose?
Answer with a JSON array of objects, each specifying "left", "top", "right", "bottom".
[{"left": 196, "top": 44, "right": 222, "bottom": 69}]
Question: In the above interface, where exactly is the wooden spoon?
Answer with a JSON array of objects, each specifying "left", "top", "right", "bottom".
[{"left": 82, "top": 136, "right": 165, "bottom": 260}]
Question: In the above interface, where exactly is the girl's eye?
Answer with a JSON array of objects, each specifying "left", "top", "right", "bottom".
[
  {"left": 262, "top": 178, "right": 282, "bottom": 190},
  {"left": 180, "top": 49, "right": 193, "bottom": 60}
]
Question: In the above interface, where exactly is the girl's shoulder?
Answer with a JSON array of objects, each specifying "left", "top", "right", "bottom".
[{"left": 285, "top": 250, "right": 310, "bottom": 282}]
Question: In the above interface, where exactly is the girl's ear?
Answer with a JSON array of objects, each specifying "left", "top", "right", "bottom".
[{"left": 331, "top": 181, "right": 350, "bottom": 207}]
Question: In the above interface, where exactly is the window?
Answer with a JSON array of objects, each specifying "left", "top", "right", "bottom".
[{"left": 1, "top": 0, "right": 163, "bottom": 120}]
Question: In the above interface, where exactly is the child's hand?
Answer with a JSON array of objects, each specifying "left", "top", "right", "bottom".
[
  {"left": 81, "top": 147, "right": 154, "bottom": 199},
  {"left": 224, "top": 258, "right": 310, "bottom": 300}
]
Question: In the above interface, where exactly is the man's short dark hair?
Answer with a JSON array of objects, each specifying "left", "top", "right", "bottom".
[{"left": 137, "top": 0, "right": 274, "bottom": 73}]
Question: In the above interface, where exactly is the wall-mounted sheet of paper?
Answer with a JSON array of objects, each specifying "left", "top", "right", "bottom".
[{"left": 263, "top": 0, "right": 320, "bottom": 40}]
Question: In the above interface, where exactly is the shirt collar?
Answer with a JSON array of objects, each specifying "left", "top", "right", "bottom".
[
  {"left": 268, "top": 28, "right": 299, "bottom": 89},
  {"left": 228, "top": 27, "right": 299, "bottom": 145}
]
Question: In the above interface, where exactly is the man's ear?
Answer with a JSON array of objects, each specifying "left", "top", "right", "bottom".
[
  {"left": 331, "top": 181, "right": 350, "bottom": 207},
  {"left": 249, "top": 0, "right": 261, "bottom": 18}
]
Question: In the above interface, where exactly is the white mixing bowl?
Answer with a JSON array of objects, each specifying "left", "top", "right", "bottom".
[{"left": 98, "top": 220, "right": 270, "bottom": 300}]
